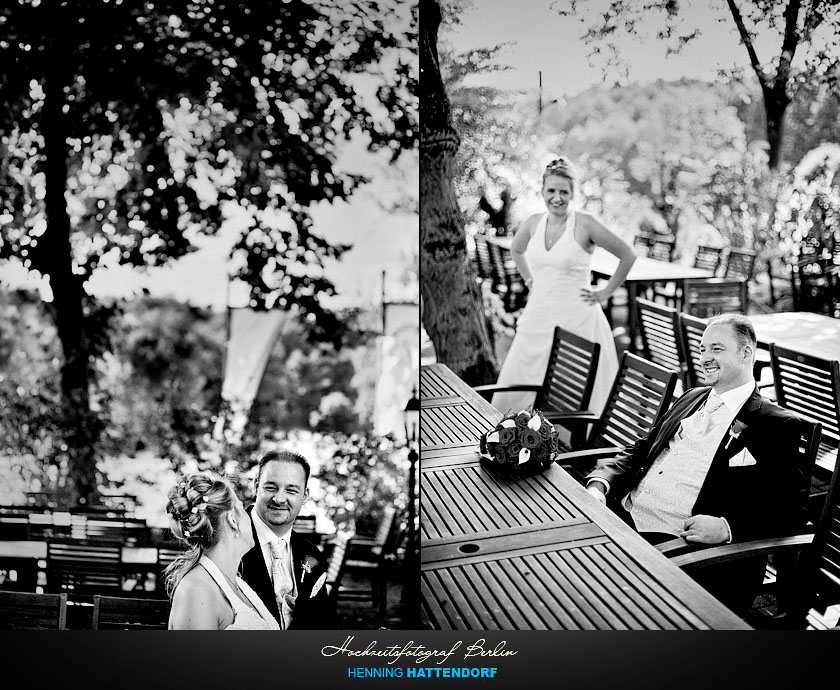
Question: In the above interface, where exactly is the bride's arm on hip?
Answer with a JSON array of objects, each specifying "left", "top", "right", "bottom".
[
  {"left": 510, "top": 214, "right": 540, "bottom": 288},
  {"left": 580, "top": 215, "right": 637, "bottom": 304}
]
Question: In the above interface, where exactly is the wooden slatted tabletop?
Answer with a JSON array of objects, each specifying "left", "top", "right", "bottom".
[
  {"left": 420, "top": 363, "right": 751, "bottom": 630},
  {"left": 749, "top": 312, "right": 840, "bottom": 361}
]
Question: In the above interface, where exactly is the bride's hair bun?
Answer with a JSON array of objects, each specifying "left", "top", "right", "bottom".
[
  {"left": 542, "top": 156, "right": 577, "bottom": 191},
  {"left": 166, "top": 473, "right": 235, "bottom": 549}
]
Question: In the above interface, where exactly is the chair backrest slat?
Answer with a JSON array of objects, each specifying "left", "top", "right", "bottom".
[
  {"left": 591, "top": 352, "right": 678, "bottom": 449},
  {"left": 636, "top": 298, "right": 684, "bottom": 379},
  {"left": 92, "top": 595, "right": 170, "bottom": 630},
  {"left": 325, "top": 531, "right": 354, "bottom": 598},
  {"left": 693, "top": 245, "right": 724, "bottom": 274},
  {"left": 813, "top": 449, "right": 840, "bottom": 600},
  {"left": 682, "top": 278, "right": 747, "bottom": 318},
  {"left": 644, "top": 237, "right": 676, "bottom": 262},
  {"left": 0, "top": 591, "right": 67, "bottom": 630},
  {"left": 537, "top": 327, "right": 601, "bottom": 415},
  {"left": 472, "top": 235, "right": 494, "bottom": 283},
  {"left": 47, "top": 541, "right": 123, "bottom": 594},
  {"left": 771, "top": 344, "right": 840, "bottom": 448},
  {"left": 677, "top": 312, "right": 709, "bottom": 389},
  {"left": 723, "top": 248, "right": 757, "bottom": 282}
]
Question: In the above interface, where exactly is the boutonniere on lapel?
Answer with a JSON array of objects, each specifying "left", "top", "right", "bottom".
[
  {"left": 300, "top": 555, "right": 318, "bottom": 582},
  {"left": 725, "top": 420, "right": 748, "bottom": 449}
]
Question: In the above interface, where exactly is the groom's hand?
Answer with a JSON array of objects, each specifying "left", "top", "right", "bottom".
[
  {"left": 585, "top": 483, "right": 607, "bottom": 505},
  {"left": 680, "top": 515, "right": 730, "bottom": 544}
]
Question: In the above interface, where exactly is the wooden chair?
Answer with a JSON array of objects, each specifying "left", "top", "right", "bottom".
[
  {"left": 486, "top": 241, "right": 528, "bottom": 313},
  {"left": 648, "top": 237, "right": 676, "bottom": 263},
  {"left": 654, "top": 245, "right": 724, "bottom": 307},
  {"left": 323, "top": 531, "right": 354, "bottom": 606},
  {"left": 46, "top": 541, "right": 123, "bottom": 596},
  {"left": 0, "top": 591, "right": 68, "bottom": 630},
  {"left": 723, "top": 247, "right": 757, "bottom": 282},
  {"left": 71, "top": 516, "right": 149, "bottom": 546},
  {"left": 473, "top": 327, "right": 601, "bottom": 433},
  {"left": 342, "top": 506, "right": 398, "bottom": 614},
  {"left": 548, "top": 352, "right": 679, "bottom": 482},
  {"left": 770, "top": 343, "right": 840, "bottom": 518},
  {"left": 471, "top": 235, "right": 494, "bottom": 286},
  {"left": 633, "top": 233, "right": 653, "bottom": 257},
  {"left": 677, "top": 312, "right": 709, "bottom": 389},
  {"left": 660, "top": 424, "right": 838, "bottom": 630},
  {"left": 694, "top": 245, "right": 725, "bottom": 274},
  {"left": 636, "top": 298, "right": 686, "bottom": 390},
  {"left": 293, "top": 514, "right": 320, "bottom": 547},
  {"left": 91, "top": 594, "right": 170, "bottom": 630},
  {"left": 681, "top": 278, "right": 748, "bottom": 318}
]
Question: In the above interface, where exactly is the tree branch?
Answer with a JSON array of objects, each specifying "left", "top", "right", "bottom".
[
  {"left": 725, "top": 0, "right": 769, "bottom": 91},
  {"left": 776, "top": 0, "right": 803, "bottom": 101}
]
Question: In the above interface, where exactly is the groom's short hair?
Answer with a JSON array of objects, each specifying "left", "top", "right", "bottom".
[
  {"left": 707, "top": 313, "right": 757, "bottom": 351},
  {"left": 255, "top": 450, "right": 311, "bottom": 486}
]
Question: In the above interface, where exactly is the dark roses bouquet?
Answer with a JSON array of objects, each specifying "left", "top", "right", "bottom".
[{"left": 478, "top": 408, "right": 560, "bottom": 473}]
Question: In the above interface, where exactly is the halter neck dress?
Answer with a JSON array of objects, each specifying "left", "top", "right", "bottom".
[
  {"left": 492, "top": 212, "right": 618, "bottom": 416},
  {"left": 199, "top": 556, "right": 280, "bottom": 630}
]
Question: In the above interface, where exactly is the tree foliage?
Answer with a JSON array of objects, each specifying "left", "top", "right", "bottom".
[
  {"left": 0, "top": 0, "right": 417, "bottom": 501},
  {"left": 557, "top": 0, "right": 840, "bottom": 168}
]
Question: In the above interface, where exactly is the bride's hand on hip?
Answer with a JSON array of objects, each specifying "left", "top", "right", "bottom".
[{"left": 580, "top": 287, "right": 608, "bottom": 305}]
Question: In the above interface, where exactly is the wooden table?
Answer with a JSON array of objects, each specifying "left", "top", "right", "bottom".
[
  {"left": 420, "top": 363, "right": 751, "bottom": 630},
  {"left": 484, "top": 235, "right": 712, "bottom": 349},
  {"left": 749, "top": 312, "right": 840, "bottom": 361}
]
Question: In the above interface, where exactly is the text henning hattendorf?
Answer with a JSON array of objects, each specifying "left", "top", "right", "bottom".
[{"left": 321, "top": 636, "right": 517, "bottom": 665}]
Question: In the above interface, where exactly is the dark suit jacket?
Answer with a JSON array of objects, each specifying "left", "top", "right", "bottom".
[
  {"left": 586, "top": 385, "right": 808, "bottom": 543},
  {"left": 240, "top": 507, "right": 336, "bottom": 629}
]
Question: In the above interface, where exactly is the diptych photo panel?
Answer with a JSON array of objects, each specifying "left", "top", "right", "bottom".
[
  {"left": 2, "top": 0, "right": 840, "bottom": 644},
  {"left": 0, "top": 0, "right": 419, "bottom": 631},
  {"left": 418, "top": 0, "right": 840, "bottom": 632}
]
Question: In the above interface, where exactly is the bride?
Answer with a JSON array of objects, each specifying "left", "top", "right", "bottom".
[
  {"left": 492, "top": 156, "right": 636, "bottom": 417},
  {"left": 165, "top": 472, "right": 280, "bottom": 630}
]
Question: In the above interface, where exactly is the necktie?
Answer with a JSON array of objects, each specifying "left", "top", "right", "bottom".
[
  {"left": 270, "top": 538, "right": 294, "bottom": 629},
  {"left": 698, "top": 394, "right": 725, "bottom": 433}
]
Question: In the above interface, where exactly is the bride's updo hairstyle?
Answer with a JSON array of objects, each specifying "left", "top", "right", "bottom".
[
  {"left": 542, "top": 156, "right": 577, "bottom": 194},
  {"left": 164, "top": 472, "right": 236, "bottom": 597}
]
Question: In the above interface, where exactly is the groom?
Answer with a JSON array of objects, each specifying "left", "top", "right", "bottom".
[
  {"left": 240, "top": 450, "right": 335, "bottom": 629},
  {"left": 584, "top": 314, "right": 808, "bottom": 613}
]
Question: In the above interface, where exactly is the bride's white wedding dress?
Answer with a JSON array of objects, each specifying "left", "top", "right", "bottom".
[
  {"left": 199, "top": 556, "right": 280, "bottom": 630},
  {"left": 492, "top": 212, "right": 618, "bottom": 417}
]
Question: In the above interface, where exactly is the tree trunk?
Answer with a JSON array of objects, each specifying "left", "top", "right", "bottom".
[
  {"left": 419, "top": 0, "right": 497, "bottom": 385},
  {"left": 764, "top": 93, "right": 789, "bottom": 171},
  {"left": 41, "top": 58, "right": 99, "bottom": 506}
]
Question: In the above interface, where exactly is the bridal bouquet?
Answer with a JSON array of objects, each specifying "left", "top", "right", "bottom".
[{"left": 478, "top": 409, "right": 560, "bottom": 473}]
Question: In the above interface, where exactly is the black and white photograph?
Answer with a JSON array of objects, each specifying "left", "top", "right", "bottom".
[
  {"left": 0, "top": 0, "right": 420, "bottom": 631},
  {"left": 420, "top": 0, "right": 840, "bottom": 631}
]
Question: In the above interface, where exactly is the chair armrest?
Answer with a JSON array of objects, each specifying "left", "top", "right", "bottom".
[
  {"left": 656, "top": 537, "right": 691, "bottom": 556},
  {"left": 472, "top": 384, "right": 541, "bottom": 401},
  {"left": 544, "top": 411, "right": 599, "bottom": 433},
  {"left": 670, "top": 534, "right": 814, "bottom": 569},
  {"left": 554, "top": 446, "right": 622, "bottom": 466}
]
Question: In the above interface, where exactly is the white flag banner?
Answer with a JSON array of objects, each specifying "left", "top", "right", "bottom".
[
  {"left": 215, "top": 308, "right": 288, "bottom": 443},
  {"left": 374, "top": 302, "right": 420, "bottom": 439}
]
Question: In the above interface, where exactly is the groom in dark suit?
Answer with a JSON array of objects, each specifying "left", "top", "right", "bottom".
[
  {"left": 240, "top": 450, "right": 335, "bottom": 629},
  {"left": 585, "top": 314, "right": 807, "bottom": 613}
]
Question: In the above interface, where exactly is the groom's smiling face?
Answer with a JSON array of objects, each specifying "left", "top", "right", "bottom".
[{"left": 254, "top": 460, "right": 309, "bottom": 534}]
